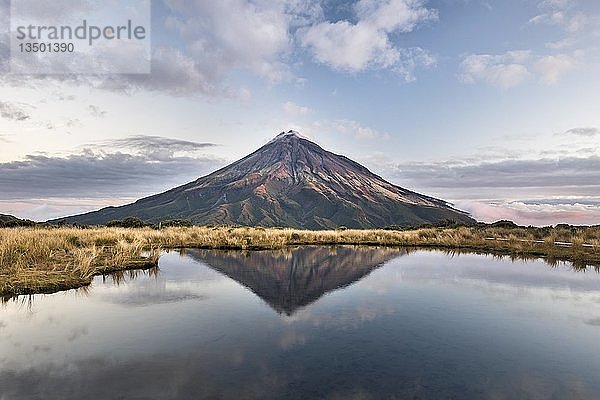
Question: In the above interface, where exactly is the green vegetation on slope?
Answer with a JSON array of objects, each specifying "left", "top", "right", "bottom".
[{"left": 0, "top": 214, "right": 36, "bottom": 228}]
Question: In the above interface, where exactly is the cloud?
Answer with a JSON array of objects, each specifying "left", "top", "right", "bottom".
[
  {"left": 464, "top": 0, "right": 595, "bottom": 89},
  {"left": 0, "top": 135, "right": 224, "bottom": 206},
  {"left": 58, "top": 47, "right": 254, "bottom": 98},
  {"left": 0, "top": 0, "right": 301, "bottom": 95},
  {"left": 531, "top": 0, "right": 598, "bottom": 33},
  {"left": 539, "top": 0, "right": 573, "bottom": 9},
  {"left": 585, "top": 318, "right": 600, "bottom": 327},
  {"left": 9, "top": 0, "right": 95, "bottom": 23},
  {"left": 456, "top": 200, "right": 600, "bottom": 226},
  {"left": 460, "top": 50, "right": 579, "bottom": 88},
  {"left": 299, "top": 0, "right": 437, "bottom": 77},
  {"left": 320, "top": 119, "right": 390, "bottom": 140},
  {"left": 534, "top": 54, "right": 576, "bottom": 84},
  {"left": 163, "top": 0, "right": 299, "bottom": 84},
  {"left": 562, "top": 127, "right": 599, "bottom": 137},
  {"left": 108, "top": 135, "right": 217, "bottom": 151},
  {"left": 0, "top": 48, "right": 252, "bottom": 98},
  {"left": 387, "top": 156, "right": 600, "bottom": 190},
  {"left": 0, "top": 4, "right": 8, "bottom": 74},
  {"left": 529, "top": 11, "right": 565, "bottom": 26},
  {"left": 282, "top": 101, "right": 310, "bottom": 116},
  {"left": 88, "top": 105, "right": 107, "bottom": 118},
  {"left": 287, "top": 118, "right": 391, "bottom": 142},
  {"left": 545, "top": 37, "right": 576, "bottom": 50},
  {"left": 100, "top": 135, "right": 218, "bottom": 159},
  {"left": 0, "top": 152, "right": 222, "bottom": 200},
  {"left": 8, "top": 1, "right": 150, "bottom": 75},
  {"left": 0, "top": 0, "right": 295, "bottom": 95},
  {"left": 367, "top": 154, "right": 600, "bottom": 225},
  {"left": 107, "top": 47, "right": 222, "bottom": 96},
  {"left": 0, "top": 0, "right": 440, "bottom": 94},
  {"left": 0, "top": 101, "right": 32, "bottom": 121},
  {"left": 530, "top": 0, "right": 600, "bottom": 44},
  {"left": 0, "top": 198, "right": 140, "bottom": 221},
  {"left": 460, "top": 51, "right": 532, "bottom": 89},
  {"left": 58, "top": 93, "right": 76, "bottom": 101}
]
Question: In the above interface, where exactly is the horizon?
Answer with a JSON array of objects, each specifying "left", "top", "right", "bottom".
[
  {"left": 2, "top": 130, "right": 591, "bottom": 227},
  {"left": 1, "top": 0, "right": 599, "bottom": 226}
]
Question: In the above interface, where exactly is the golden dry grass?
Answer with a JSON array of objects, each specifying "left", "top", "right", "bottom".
[{"left": 1, "top": 225, "right": 599, "bottom": 296}]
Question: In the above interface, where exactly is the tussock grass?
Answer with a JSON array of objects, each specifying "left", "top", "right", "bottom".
[
  {"left": 1, "top": 225, "right": 599, "bottom": 296},
  {"left": 0, "top": 227, "right": 160, "bottom": 296}
]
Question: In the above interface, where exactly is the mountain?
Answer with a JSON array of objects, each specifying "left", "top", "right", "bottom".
[
  {"left": 186, "top": 246, "right": 405, "bottom": 315},
  {"left": 0, "top": 214, "right": 36, "bottom": 227},
  {"left": 55, "top": 131, "right": 474, "bottom": 228}
]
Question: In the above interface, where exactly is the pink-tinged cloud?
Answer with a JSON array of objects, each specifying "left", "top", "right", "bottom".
[
  {"left": 457, "top": 201, "right": 600, "bottom": 226},
  {"left": 0, "top": 198, "right": 138, "bottom": 221}
]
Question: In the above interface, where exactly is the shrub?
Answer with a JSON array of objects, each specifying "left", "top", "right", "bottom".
[
  {"left": 155, "top": 219, "right": 193, "bottom": 228},
  {"left": 106, "top": 217, "right": 146, "bottom": 228},
  {"left": 490, "top": 220, "right": 519, "bottom": 229}
]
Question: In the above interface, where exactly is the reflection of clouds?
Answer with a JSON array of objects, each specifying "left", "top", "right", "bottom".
[
  {"left": 388, "top": 252, "right": 600, "bottom": 298},
  {"left": 67, "top": 326, "right": 88, "bottom": 342},
  {"left": 46, "top": 315, "right": 60, "bottom": 326},
  {"left": 327, "top": 390, "right": 375, "bottom": 400},
  {"left": 283, "top": 302, "right": 398, "bottom": 331},
  {"left": 2, "top": 351, "right": 598, "bottom": 400},
  {"left": 584, "top": 318, "right": 600, "bottom": 326},
  {"left": 32, "top": 345, "right": 51, "bottom": 353},
  {"left": 482, "top": 370, "right": 594, "bottom": 400},
  {"left": 278, "top": 330, "right": 306, "bottom": 350},
  {"left": 0, "top": 353, "right": 292, "bottom": 400},
  {"left": 89, "top": 253, "right": 225, "bottom": 307},
  {"left": 355, "top": 304, "right": 396, "bottom": 323},
  {"left": 354, "top": 266, "right": 405, "bottom": 295},
  {"left": 368, "top": 251, "right": 600, "bottom": 328},
  {"left": 230, "top": 349, "right": 245, "bottom": 367},
  {"left": 2, "top": 249, "right": 600, "bottom": 398},
  {"left": 95, "top": 275, "right": 210, "bottom": 307}
]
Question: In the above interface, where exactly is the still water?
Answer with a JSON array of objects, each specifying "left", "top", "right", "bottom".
[{"left": 2, "top": 246, "right": 600, "bottom": 399}]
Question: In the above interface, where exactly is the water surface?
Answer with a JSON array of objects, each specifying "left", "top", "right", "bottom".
[{"left": 2, "top": 246, "right": 600, "bottom": 399}]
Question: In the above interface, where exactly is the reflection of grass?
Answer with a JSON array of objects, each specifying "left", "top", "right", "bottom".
[{"left": 1, "top": 225, "right": 599, "bottom": 296}]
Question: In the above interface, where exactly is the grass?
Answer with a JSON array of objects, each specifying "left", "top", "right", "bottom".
[{"left": 1, "top": 224, "right": 599, "bottom": 297}]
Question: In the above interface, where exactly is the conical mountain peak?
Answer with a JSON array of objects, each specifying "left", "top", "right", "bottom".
[
  {"left": 268, "top": 130, "right": 310, "bottom": 144},
  {"left": 58, "top": 130, "right": 474, "bottom": 228}
]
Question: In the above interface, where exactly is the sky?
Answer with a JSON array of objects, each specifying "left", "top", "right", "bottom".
[{"left": 0, "top": 0, "right": 599, "bottom": 225}]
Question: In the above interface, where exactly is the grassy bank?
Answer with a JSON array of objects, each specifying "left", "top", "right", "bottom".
[{"left": 1, "top": 225, "right": 599, "bottom": 297}]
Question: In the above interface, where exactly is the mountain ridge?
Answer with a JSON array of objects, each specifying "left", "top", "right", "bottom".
[
  {"left": 0, "top": 213, "right": 36, "bottom": 227},
  {"left": 187, "top": 246, "right": 405, "bottom": 315},
  {"left": 53, "top": 131, "right": 474, "bottom": 228}
]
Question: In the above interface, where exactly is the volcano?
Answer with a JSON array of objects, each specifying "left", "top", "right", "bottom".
[
  {"left": 186, "top": 246, "right": 406, "bottom": 315},
  {"left": 57, "top": 131, "right": 474, "bottom": 228}
]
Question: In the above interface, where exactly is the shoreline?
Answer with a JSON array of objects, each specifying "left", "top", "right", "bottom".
[{"left": 1, "top": 226, "right": 599, "bottom": 297}]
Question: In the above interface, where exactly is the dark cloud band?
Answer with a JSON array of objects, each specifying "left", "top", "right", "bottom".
[
  {"left": 387, "top": 156, "right": 600, "bottom": 190},
  {"left": 0, "top": 147, "right": 224, "bottom": 200}
]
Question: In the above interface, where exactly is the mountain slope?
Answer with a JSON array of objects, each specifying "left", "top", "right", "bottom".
[
  {"left": 187, "top": 246, "right": 405, "bottom": 315},
  {"left": 55, "top": 131, "right": 474, "bottom": 228},
  {"left": 0, "top": 214, "right": 36, "bottom": 227}
]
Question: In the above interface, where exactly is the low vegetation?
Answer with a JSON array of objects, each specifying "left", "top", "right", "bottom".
[
  {"left": 0, "top": 214, "right": 37, "bottom": 228},
  {"left": 1, "top": 223, "right": 599, "bottom": 297}
]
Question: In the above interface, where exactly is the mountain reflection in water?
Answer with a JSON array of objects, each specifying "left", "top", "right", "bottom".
[
  {"left": 2, "top": 247, "right": 600, "bottom": 400},
  {"left": 186, "top": 246, "right": 404, "bottom": 315}
]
